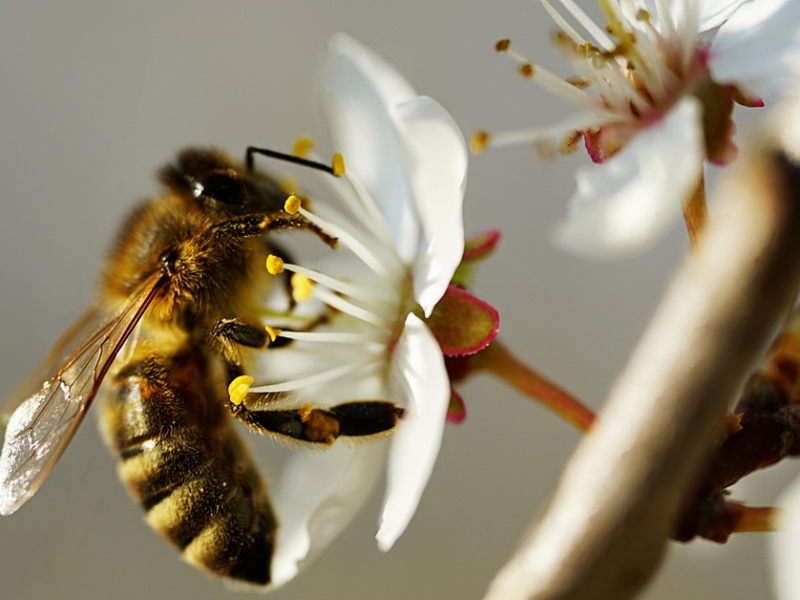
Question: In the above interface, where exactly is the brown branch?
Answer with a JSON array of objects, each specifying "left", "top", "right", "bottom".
[{"left": 483, "top": 102, "right": 800, "bottom": 600}]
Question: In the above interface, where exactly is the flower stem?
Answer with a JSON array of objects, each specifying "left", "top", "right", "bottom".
[
  {"left": 733, "top": 505, "right": 776, "bottom": 533},
  {"left": 682, "top": 175, "right": 708, "bottom": 250},
  {"left": 472, "top": 341, "right": 595, "bottom": 432}
]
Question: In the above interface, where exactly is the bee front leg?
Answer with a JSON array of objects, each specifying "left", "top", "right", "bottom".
[
  {"left": 212, "top": 213, "right": 337, "bottom": 249},
  {"left": 229, "top": 398, "right": 405, "bottom": 445},
  {"left": 210, "top": 318, "right": 293, "bottom": 365}
]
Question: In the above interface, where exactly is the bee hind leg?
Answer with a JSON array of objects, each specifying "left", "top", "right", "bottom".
[{"left": 229, "top": 398, "right": 404, "bottom": 445}]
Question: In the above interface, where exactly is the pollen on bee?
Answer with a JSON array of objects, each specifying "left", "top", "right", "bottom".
[
  {"left": 266, "top": 255, "right": 285, "bottom": 275},
  {"left": 228, "top": 375, "right": 254, "bottom": 406},
  {"left": 284, "top": 194, "right": 301, "bottom": 214},
  {"left": 471, "top": 130, "right": 490, "bottom": 153},
  {"left": 298, "top": 404, "right": 314, "bottom": 422},
  {"left": 291, "top": 273, "right": 315, "bottom": 302},
  {"left": 331, "top": 152, "right": 346, "bottom": 176},
  {"left": 293, "top": 136, "right": 315, "bottom": 158},
  {"left": 265, "top": 326, "right": 282, "bottom": 343}
]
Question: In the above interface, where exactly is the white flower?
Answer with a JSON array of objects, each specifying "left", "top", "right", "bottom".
[
  {"left": 249, "top": 33, "right": 468, "bottom": 585},
  {"left": 479, "top": 0, "right": 800, "bottom": 257}
]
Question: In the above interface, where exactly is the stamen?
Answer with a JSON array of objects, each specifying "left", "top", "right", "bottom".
[
  {"left": 341, "top": 171, "right": 403, "bottom": 262},
  {"left": 276, "top": 330, "right": 387, "bottom": 346},
  {"left": 280, "top": 262, "right": 396, "bottom": 306},
  {"left": 314, "top": 287, "right": 392, "bottom": 329},
  {"left": 228, "top": 375, "right": 254, "bottom": 406},
  {"left": 291, "top": 274, "right": 316, "bottom": 302},
  {"left": 266, "top": 255, "right": 285, "bottom": 275},
  {"left": 654, "top": 0, "right": 677, "bottom": 41},
  {"left": 565, "top": 76, "right": 591, "bottom": 89},
  {"left": 679, "top": 0, "right": 700, "bottom": 69},
  {"left": 554, "top": 0, "right": 614, "bottom": 50},
  {"left": 250, "top": 360, "right": 379, "bottom": 394},
  {"left": 484, "top": 111, "right": 619, "bottom": 149},
  {"left": 265, "top": 326, "right": 282, "bottom": 343},
  {"left": 539, "top": 0, "right": 586, "bottom": 46},
  {"left": 284, "top": 194, "right": 302, "bottom": 214},
  {"left": 495, "top": 39, "right": 511, "bottom": 52},
  {"left": 293, "top": 136, "right": 315, "bottom": 159},
  {"left": 501, "top": 49, "right": 604, "bottom": 111},
  {"left": 558, "top": 130, "right": 583, "bottom": 155},
  {"left": 298, "top": 207, "right": 400, "bottom": 282},
  {"left": 471, "top": 130, "right": 490, "bottom": 152},
  {"left": 331, "top": 152, "right": 346, "bottom": 176}
]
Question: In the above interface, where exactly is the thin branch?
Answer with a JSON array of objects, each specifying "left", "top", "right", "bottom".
[{"left": 483, "top": 101, "right": 800, "bottom": 600}]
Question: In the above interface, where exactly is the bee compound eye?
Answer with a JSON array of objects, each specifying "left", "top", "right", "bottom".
[
  {"left": 159, "top": 248, "right": 180, "bottom": 276},
  {"left": 196, "top": 170, "right": 249, "bottom": 207}
]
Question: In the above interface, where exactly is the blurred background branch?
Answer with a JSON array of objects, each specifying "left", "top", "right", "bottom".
[{"left": 483, "top": 99, "right": 800, "bottom": 600}]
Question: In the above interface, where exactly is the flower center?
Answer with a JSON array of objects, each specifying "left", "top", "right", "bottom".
[
  {"left": 472, "top": 0, "right": 745, "bottom": 164},
  {"left": 248, "top": 146, "right": 415, "bottom": 396}
]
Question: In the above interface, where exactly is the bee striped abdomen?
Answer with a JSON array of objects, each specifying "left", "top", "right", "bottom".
[{"left": 100, "top": 350, "right": 277, "bottom": 585}]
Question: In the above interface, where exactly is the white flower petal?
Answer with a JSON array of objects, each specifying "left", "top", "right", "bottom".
[
  {"left": 270, "top": 441, "right": 387, "bottom": 587},
  {"left": 395, "top": 96, "right": 467, "bottom": 316},
  {"left": 709, "top": 0, "right": 800, "bottom": 100},
  {"left": 320, "top": 33, "right": 420, "bottom": 260},
  {"left": 770, "top": 474, "right": 800, "bottom": 600},
  {"left": 553, "top": 96, "right": 704, "bottom": 258},
  {"left": 697, "top": 0, "right": 749, "bottom": 31},
  {"left": 376, "top": 314, "right": 449, "bottom": 551}
]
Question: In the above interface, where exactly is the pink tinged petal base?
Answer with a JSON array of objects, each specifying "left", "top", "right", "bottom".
[
  {"left": 553, "top": 97, "right": 704, "bottom": 258},
  {"left": 376, "top": 314, "right": 450, "bottom": 551},
  {"left": 396, "top": 96, "right": 468, "bottom": 317},
  {"left": 425, "top": 285, "right": 499, "bottom": 356},
  {"left": 770, "top": 475, "right": 800, "bottom": 600},
  {"left": 270, "top": 442, "right": 387, "bottom": 587},
  {"left": 709, "top": 0, "right": 800, "bottom": 102},
  {"left": 453, "top": 230, "right": 502, "bottom": 288}
]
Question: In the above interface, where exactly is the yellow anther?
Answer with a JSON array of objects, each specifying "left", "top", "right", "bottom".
[
  {"left": 331, "top": 152, "right": 346, "bottom": 176},
  {"left": 266, "top": 254, "right": 285, "bottom": 275},
  {"left": 228, "top": 375, "right": 254, "bottom": 406},
  {"left": 470, "top": 130, "right": 490, "bottom": 153},
  {"left": 284, "top": 194, "right": 301, "bottom": 214},
  {"left": 635, "top": 8, "right": 650, "bottom": 22},
  {"left": 558, "top": 131, "right": 583, "bottom": 156},
  {"left": 519, "top": 63, "right": 535, "bottom": 78},
  {"left": 265, "top": 326, "right": 282, "bottom": 343},
  {"left": 298, "top": 403, "right": 314, "bottom": 422},
  {"left": 565, "top": 76, "right": 591, "bottom": 90},
  {"left": 495, "top": 39, "right": 511, "bottom": 53},
  {"left": 293, "top": 136, "right": 315, "bottom": 158},
  {"left": 291, "top": 273, "right": 315, "bottom": 302}
]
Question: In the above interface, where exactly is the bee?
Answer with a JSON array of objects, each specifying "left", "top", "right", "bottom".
[{"left": 0, "top": 147, "right": 403, "bottom": 586}]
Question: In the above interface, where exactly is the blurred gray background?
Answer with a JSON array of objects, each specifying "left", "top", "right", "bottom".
[{"left": 0, "top": 1, "right": 791, "bottom": 599}]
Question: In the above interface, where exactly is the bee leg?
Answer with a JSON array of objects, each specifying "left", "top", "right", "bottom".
[
  {"left": 229, "top": 399, "right": 405, "bottom": 445},
  {"left": 210, "top": 319, "right": 292, "bottom": 363},
  {"left": 212, "top": 213, "right": 337, "bottom": 249}
]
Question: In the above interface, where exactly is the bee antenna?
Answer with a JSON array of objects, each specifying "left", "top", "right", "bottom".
[{"left": 245, "top": 146, "right": 335, "bottom": 176}]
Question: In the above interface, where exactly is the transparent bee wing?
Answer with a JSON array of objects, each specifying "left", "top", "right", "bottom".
[{"left": 0, "top": 275, "right": 163, "bottom": 515}]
